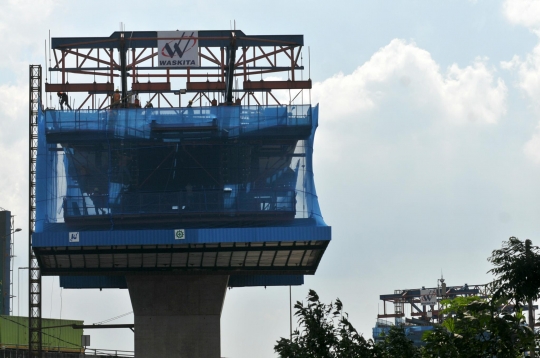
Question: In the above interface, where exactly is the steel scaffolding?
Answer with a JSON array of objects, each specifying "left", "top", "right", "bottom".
[{"left": 29, "top": 65, "right": 42, "bottom": 357}]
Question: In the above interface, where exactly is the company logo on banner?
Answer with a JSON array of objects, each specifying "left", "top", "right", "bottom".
[
  {"left": 69, "top": 232, "right": 79, "bottom": 243},
  {"left": 158, "top": 31, "right": 199, "bottom": 67},
  {"left": 175, "top": 229, "right": 185, "bottom": 240},
  {"left": 420, "top": 289, "right": 438, "bottom": 306}
]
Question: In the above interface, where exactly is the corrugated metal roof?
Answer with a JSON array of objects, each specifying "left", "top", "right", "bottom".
[{"left": 37, "top": 239, "right": 329, "bottom": 276}]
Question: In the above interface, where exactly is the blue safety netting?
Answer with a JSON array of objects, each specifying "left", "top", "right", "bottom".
[
  {"left": 35, "top": 104, "right": 326, "bottom": 232},
  {"left": 44, "top": 105, "right": 312, "bottom": 139}
]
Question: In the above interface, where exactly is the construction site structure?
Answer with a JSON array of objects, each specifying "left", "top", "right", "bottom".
[
  {"left": 373, "top": 281, "right": 490, "bottom": 346},
  {"left": 31, "top": 30, "right": 330, "bottom": 357},
  {"left": 0, "top": 210, "right": 18, "bottom": 317}
]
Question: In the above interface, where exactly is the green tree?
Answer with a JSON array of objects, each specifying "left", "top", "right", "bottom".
[
  {"left": 274, "top": 289, "right": 375, "bottom": 358},
  {"left": 488, "top": 237, "right": 540, "bottom": 356},
  {"left": 421, "top": 325, "right": 460, "bottom": 358},
  {"left": 275, "top": 237, "right": 540, "bottom": 357},
  {"left": 422, "top": 296, "right": 534, "bottom": 358},
  {"left": 376, "top": 326, "right": 421, "bottom": 358}
]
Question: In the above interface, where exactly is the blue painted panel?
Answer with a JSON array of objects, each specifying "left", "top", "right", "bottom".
[
  {"left": 228, "top": 275, "right": 304, "bottom": 287},
  {"left": 60, "top": 275, "right": 128, "bottom": 289},
  {"left": 60, "top": 274, "right": 304, "bottom": 289},
  {"left": 33, "top": 225, "right": 331, "bottom": 247}
]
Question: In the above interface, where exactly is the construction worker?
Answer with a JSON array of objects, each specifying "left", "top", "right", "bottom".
[
  {"left": 112, "top": 89, "right": 121, "bottom": 108},
  {"left": 134, "top": 93, "right": 141, "bottom": 108},
  {"left": 57, "top": 92, "right": 72, "bottom": 110},
  {"left": 144, "top": 101, "right": 153, "bottom": 108},
  {"left": 187, "top": 100, "right": 193, "bottom": 108}
]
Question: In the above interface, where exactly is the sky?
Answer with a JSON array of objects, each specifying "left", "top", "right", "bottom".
[{"left": 1, "top": 0, "right": 540, "bottom": 356}]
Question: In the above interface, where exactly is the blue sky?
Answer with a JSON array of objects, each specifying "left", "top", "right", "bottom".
[{"left": 2, "top": 0, "right": 540, "bottom": 357}]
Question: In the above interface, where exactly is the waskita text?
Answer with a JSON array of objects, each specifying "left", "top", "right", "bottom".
[{"left": 159, "top": 60, "right": 197, "bottom": 66}]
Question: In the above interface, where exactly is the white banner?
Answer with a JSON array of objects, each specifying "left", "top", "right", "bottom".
[
  {"left": 420, "top": 289, "right": 437, "bottom": 306},
  {"left": 157, "top": 31, "right": 199, "bottom": 67}
]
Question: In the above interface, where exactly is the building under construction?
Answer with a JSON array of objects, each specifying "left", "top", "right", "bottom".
[
  {"left": 373, "top": 281, "right": 489, "bottom": 345},
  {"left": 29, "top": 30, "right": 331, "bottom": 357}
]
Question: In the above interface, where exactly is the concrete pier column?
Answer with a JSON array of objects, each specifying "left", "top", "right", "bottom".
[{"left": 127, "top": 274, "right": 229, "bottom": 358}]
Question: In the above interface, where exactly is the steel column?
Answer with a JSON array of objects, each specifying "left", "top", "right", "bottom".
[{"left": 29, "top": 65, "right": 42, "bottom": 358}]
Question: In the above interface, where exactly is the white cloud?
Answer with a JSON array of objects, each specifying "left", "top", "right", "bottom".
[
  {"left": 502, "top": 43, "right": 540, "bottom": 100},
  {"left": 499, "top": 38, "right": 540, "bottom": 163},
  {"left": 312, "top": 39, "right": 507, "bottom": 125},
  {"left": 500, "top": 1, "right": 540, "bottom": 163},
  {"left": 0, "top": 83, "right": 28, "bottom": 221},
  {"left": 0, "top": 0, "right": 63, "bottom": 80},
  {"left": 503, "top": 0, "right": 540, "bottom": 32},
  {"left": 524, "top": 126, "right": 540, "bottom": 163},
  {"left": 519, "top": 55, "right": 540, "bottom": 163},
  {"left": 0, "top": 0, "right": 66, "bottom": 215}
]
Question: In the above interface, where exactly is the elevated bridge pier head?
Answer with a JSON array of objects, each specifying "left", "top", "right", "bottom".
[
  {"left": 32, "top": 29, "right": 331, "bottom": 358},
  {"left": 127, "top": 274, "right": 229, "bottom": 358}
]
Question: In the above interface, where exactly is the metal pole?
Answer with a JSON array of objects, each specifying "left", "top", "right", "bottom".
[
  {"left": 119, "top": 33, "right": 128, "bottom": 108},
  {"left": 289, "top": 285, "right": 292, "bottom": 340}
]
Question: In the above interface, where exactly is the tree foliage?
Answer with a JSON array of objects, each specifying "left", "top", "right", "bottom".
[
  {"left": 422, "top": 296, "right": 534, "bottom": 358},
  {"left": 276, "top": 237, "right": 540, "bottom": 357},
  {"left": 376, "top": 326, "right": 421, "bottom": 358},
  {"left": 274, "top": 289, "right": 375, "bottom": 358},
  {"left": 488, "top": 237, "right": 540, "bottom": 308},
  {"left": 274, "top": 290, "right": 422, "bottom": 357},
  {"left": 488, "top": 237, "right": 540, "bottom": 356}
]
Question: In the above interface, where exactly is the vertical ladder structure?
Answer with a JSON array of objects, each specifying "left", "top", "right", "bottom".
[{"left": 28, "top": 65, "right": 42, "bottom": 357}]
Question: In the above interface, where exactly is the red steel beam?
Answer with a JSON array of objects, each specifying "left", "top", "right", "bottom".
[
  {"left": 64, "top": 48, "right": 116, "bottom": 68},
  {"left": 236, "top": 46, "right": 292, "bottom": 67},
  {"left": 45, "top": 83, "right": 114, "bottom": 93},
  {"left": 132, "top": 82, "right": 171, "bottom": 92},
  {"left": 243, "top": 80, "right": 312, "bottom": 90},
  {"left": 186, "top": 82, "right": 226, "bottom": 91},
  {"left": 204, "top": 47, "right": 221, "bottom": 64}
]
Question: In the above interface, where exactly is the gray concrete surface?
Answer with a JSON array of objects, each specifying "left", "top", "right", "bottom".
[{"left": 127, "top": 275, "right": 229, "bottom": 358}]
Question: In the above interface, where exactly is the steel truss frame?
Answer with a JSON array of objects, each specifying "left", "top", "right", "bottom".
[
  {"left": 29, "top": 65, "right": 42, "bottom": 357},
  {"left": 45, "top": 30, "right": 311, "bottom": 110},
  {"left": 378, "top": 283, "right": 489, "bottom": 324}
]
